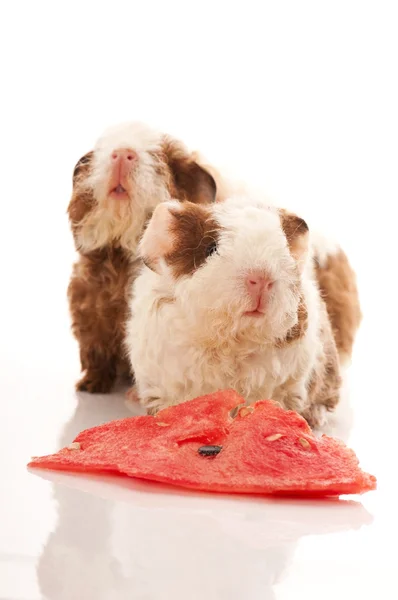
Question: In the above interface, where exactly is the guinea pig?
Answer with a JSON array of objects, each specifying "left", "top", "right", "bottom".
[
  {"left": 68, "top": 122, "right": 218, "bottom": 393},
  {"left": 126, "top": 196, "right": 343, "bottom": 428}
]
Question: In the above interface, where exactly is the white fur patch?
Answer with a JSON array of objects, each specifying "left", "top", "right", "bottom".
[
  {"left": 310, "top": 230, "right": 340, "bottom": 268},
  {"left": 94, "top": 121, "right": 163, "bottom": 156},
  {"left": 75, "top": 122, "right": 171, "bottom": 253}
]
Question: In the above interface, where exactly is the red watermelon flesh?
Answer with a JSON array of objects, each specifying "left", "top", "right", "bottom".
[{"left": 28, "top": 390, "right": 376, "bottom": 497}]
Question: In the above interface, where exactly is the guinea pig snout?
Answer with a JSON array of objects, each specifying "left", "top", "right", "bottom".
[
  {"left": 111, "top": 148, "right": 138, "bottom": 163},
  {"left": 108, "top": 148, "right": 138, "bottom": 197},
  {"left": 244, "top": 271, "right": 274, "bottom": 311}
]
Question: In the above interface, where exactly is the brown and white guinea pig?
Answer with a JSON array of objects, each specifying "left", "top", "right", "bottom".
[
  {"left": 126, "top": 195, "right": 353, "bottom": 428},
  {"left": 68, "top": 122, "right": 218, "bottom": 393}
]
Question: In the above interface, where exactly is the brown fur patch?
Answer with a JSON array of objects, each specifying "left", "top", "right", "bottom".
[
  {"left": 279, "top": 210, "right": 309, "bottom": 260},
  {"left": 161, "top": 137, "right": 217, "bottom": 204},
  {"left": 315, "top": 249, "right": 362, "bottom": 363},
  {"left": 275, "top": 299, "right": 308, "bottom": 347},
  {"left": 68, "top": 247, "right": 136, "bottom": 393},
  {"left": 302, "top": 300, "right": 342, "bottom": 427},
  {"left": 165, "top": 203, "right": 221, "bottom": 278},
  {"left": 73, "top": 151, "right": 94, "bottom": 182}
]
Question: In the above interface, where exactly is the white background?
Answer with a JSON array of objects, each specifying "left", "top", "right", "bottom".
[{"left": 0, "top": 1, "right": 397, "bottom": 598}]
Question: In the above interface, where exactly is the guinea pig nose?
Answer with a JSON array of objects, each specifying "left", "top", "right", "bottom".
[
  {"left": 245, "top": 272, "right": 274, "bottom": 292},
  {"left": 111, "top": 148, "right": 138, "bottom": 162}
]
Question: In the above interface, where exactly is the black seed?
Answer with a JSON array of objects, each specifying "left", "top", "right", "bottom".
[{"left": 198, "top": 445, "right": 223, "bottom": 457}]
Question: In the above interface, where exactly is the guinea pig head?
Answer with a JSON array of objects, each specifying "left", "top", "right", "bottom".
[
  {"left": 140, "top": 197, "right": 310, "bottom": 343},
  {"left": 68, "top": 122, "right": 216, "bottom": 254}
]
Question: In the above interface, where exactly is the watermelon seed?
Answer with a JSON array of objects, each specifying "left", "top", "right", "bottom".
[
  {"left": 67, "top": 442, "right": 81, "bottom": 451},
  {"left": 265, "top": 433, "right": 284, "bottom": 442},
  {"left": 239, "top": 406, "right": 254, "bottom": 418},
  {"left": 229, "top": 404, "right": 245, "bottom": 419},
  {"left": 299, "top": 437, "right": 310, "bottom": 449},
  {"left": 156, "top": 422, "right": 170, "bottom": 427},
  {"left": 198, "top": 445, "right": 223, "bottom": 457}
]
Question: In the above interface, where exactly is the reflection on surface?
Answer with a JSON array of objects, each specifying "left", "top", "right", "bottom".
[
  {"left": 34, "top": 384, "right": 367, "bottom": 599},
  {"left": 36, "top": 388, "right": 134, "bottom": 600}
]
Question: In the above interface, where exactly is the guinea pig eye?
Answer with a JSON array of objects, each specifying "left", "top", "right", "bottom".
[{"left": 205, "top": 241, "right": 218, "bottom": 258}]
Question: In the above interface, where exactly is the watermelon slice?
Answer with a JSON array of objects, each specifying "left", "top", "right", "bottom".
[{"left": 28, "top": 390, "right": 376, "bottom": 497}]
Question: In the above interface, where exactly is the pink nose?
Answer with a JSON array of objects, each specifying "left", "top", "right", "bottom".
[
  {"left": 111, "top": 148, "right": 138, "bottom": 163},
  {"left": 245, "top": 272, "right": 273, "bottom": 302}
]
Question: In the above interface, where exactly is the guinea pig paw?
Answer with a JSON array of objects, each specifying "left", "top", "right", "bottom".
[
  {"left": 301, "top": 404, "right": 328, "bottom": 431},
  {"left": 276, "top": 391, "right": 306, "bottom": 414},
  {"left": 144, "top": 397, "right": 166, "bottom": 416},
  {"left": 76, "top": 372, "right": 115, "bottom": 394},
  {"left": 125, "top": 386, "right": 139, "bottom": 404}
]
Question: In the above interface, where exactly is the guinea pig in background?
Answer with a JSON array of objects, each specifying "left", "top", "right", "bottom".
[
  {"left": 126, "top": 196, "right": 359, "bottom": 428},
  {"left": 68, "top": 122, "right": 217, "bottom": 393}
]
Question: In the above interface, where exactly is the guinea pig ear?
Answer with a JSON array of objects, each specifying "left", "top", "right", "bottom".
[
  {"left": 173, "top": 160, "right": 217, "bottom": 204},
  {"left": 280, "top": 210, "right": 309, "bottom": 265},
  {"left": 162, "top": 139, "right": 217, "bottom": 204},
  {"left": 73, "top": 151, "right": 94, "bottom": 183},
  {"left": 68, "top": 151, "right": 96, "bottom": 232},
  {"left": 140, "top": 201, "right": 183, "bottom": 273}
]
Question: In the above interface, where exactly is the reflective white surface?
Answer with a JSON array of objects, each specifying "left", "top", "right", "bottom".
[
  {"left": 1, "top": 259, "right": 396, "bottom": 599},
  {"left": 2, "top": 1, "right": 398, "bottom": 598},
  {"left": 0, "top": 367, "right": 395, "bottom": 599}
]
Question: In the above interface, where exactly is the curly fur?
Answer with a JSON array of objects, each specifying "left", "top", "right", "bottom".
[
  {"left": 126, "top": 197, "right": 342, "bottom": 428},
  {"left": 68, "top": 122, "right": 217, "bottom": 393},
  {"left": 314, "top": 244, "right": 362, "bottom": 366},
  {"left": 68, "top": 122, "right": 360, "bottom": 401}
]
